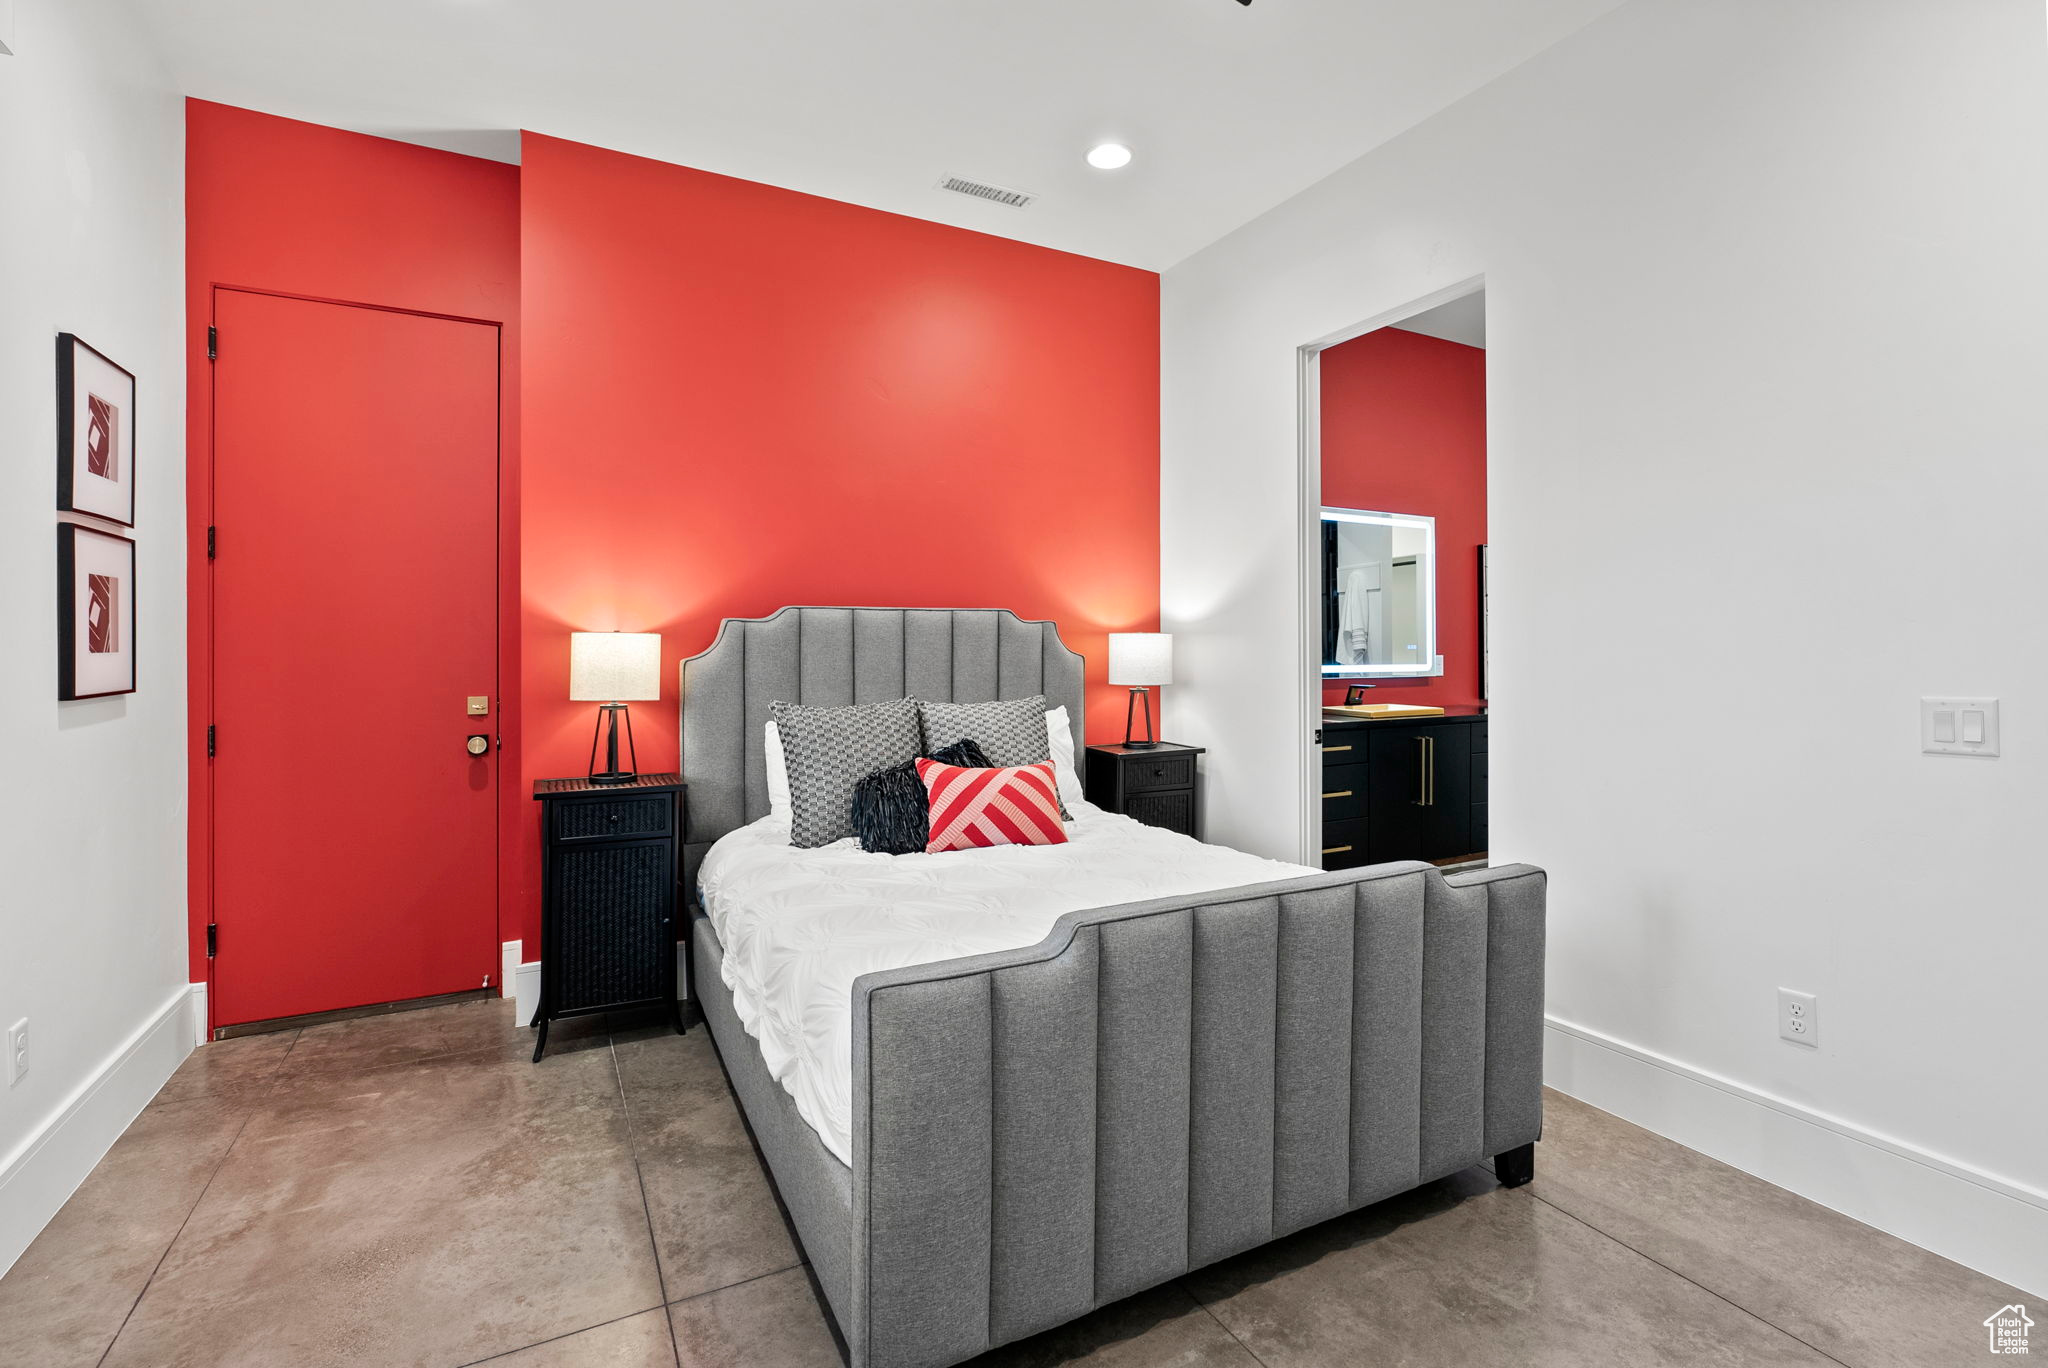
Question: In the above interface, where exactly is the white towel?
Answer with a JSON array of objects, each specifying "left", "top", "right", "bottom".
[{"left": 1340, "top": 568, "right": 1372, "bottom": 662}]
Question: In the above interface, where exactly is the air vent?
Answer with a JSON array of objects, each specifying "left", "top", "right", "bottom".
[{"left": 937, "top": 175, "right": 1037, "bottom": 209}]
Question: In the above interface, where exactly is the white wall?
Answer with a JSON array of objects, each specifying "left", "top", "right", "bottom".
[
  {"left": 1163, "top": 0, "right": 2048, "bottom": 1294},
  {"left": 0, "top": 0, "right": 189, "bottom": 1274}
]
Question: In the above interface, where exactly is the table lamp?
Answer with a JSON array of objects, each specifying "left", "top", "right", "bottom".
[
  {"left": 1108, "top": 632, "right": 1172, "bottom": 749},
  {"left": 570, "top": 631, "right": 661, "bottom": 785}
]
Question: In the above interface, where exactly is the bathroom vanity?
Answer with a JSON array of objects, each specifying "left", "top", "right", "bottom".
[{"left": 1320, "top": 710, "right": 1486, "bottom": 870}]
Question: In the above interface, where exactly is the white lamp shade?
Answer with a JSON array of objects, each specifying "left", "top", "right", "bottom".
[
  {"left": 569, "top": 632, "right": 662, "bottom": 701},
  {"left": 1108, "top": 632, "right": 1173, "bottom": 687}
]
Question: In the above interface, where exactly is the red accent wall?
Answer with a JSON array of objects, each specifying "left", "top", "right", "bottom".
[
  {"left": 518, "top": 132, "right": 1161, "bottom": 944},
  {"left": 185, "top": 101, "right": 522, "bottom": 984},
  {"left": 1319, "top": 326, "right": 1486, "bottom": 710}
]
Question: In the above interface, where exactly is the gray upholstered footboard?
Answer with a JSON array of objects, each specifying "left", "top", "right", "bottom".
[{"left": 844, "top": 859, "right": 1546, "bottom": 1368}]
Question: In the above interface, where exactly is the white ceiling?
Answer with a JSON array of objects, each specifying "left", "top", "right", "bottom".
[
  {"left": 130, "top": 0, "right": 1623, "bottom": 270},
  {"left": 1393, "top": 291, "right": 1486, "bottom": 348}
]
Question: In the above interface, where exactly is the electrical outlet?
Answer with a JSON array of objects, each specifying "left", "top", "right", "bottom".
[
  {"left": 1777, "top": 990, "right": 1818, "bottom": 1048},
  {"left": 5, "top": 1018, "right": 27, "bottom": 1086}
]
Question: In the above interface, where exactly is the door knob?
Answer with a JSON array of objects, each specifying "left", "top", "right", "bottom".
[{"left": 466, "top": 734, "right": 490, "bottom": 756}]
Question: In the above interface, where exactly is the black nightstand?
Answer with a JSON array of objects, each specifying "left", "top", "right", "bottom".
[
  {"left": 531, "top": 774, "right": 688, "bottom": 1060},
  {"left": 1084, "top": 743, "right": 1205, "bottom": 838}
]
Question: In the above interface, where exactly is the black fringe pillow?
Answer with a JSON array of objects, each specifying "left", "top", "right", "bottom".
[
  {"left": 929, "top": 738, "right": 994, "bottom": 770},
  {"left": 850, "top": 737, "right": 993, "bottom": 855}
]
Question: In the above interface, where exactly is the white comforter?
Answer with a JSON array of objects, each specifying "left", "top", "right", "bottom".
[{"left": 700, "top": 802, "right": 1313, "bottom": 1166}]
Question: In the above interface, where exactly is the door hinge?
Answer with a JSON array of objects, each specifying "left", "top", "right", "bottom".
[
  {"left": 206, "top": 725, "right": 216, "bottom": 758},
  {"left": 1313, "top": 728, "right": 1324, "bottom": 746},
  {"left": 206, "top": 924, "right": 218, "bottom": 958},
  {"left": 206, "top": 526, "right": 216, "bottom": 560},
  {"left": 206, "top": 325, "right": 217, "bottom": 361}
]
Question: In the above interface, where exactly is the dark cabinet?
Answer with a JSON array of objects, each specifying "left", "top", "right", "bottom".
[
  {"left": 531, "top": 774, "right": 687, "bottom": 1060},
  {"left": 1469, "top": 739, "right": 1489, "bottom": 853},
  {"left": 1322, "top": 715, "right": 1486, "bottom": 869},
  {"left": 1086, "top": 742, "right": 1204, "bottom": 838}
]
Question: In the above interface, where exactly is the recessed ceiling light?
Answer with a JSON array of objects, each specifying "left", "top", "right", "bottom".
[{"left": 1086, "top": 143, "right": 1134, "bottom": 171}]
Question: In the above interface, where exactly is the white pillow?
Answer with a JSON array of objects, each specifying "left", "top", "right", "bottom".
[
  {"left": 764, "top": 721, "right": 792, "bottom": 820},
  {"left": 1044, "top": 706, "right": 1086, "bottom": 808}
]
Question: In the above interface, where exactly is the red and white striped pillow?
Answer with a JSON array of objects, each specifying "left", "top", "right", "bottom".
[{"left": 915, "top": 757, "right": 1069, "bottom": 853}]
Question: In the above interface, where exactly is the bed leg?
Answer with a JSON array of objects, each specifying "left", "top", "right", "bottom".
[
  {"left": 1495, "top": 1141, "right": 1535, "bottom": 1188},
  {"left": 673, "top": 921, "right": 692, "bottom": 1037}
]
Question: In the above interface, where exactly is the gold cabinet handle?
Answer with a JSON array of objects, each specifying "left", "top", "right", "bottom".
[
  {"left": 1322, "top": 845, "right": 1354, "bottom": 855},
  {"left": 1324, "top": 744, "right": 1353, "bottom": 754},
  {"left": 1323, "top": 789, "right": 1353, "bottom": 799},
  {"left": 1415, "top": 735, "right": 1438, "bottom": 806}
]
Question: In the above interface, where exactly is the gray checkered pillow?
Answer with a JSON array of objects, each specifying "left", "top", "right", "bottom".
[
  {"left": 770, "top": 697, "right": 920, "bottom": 848},
  {"left": 914, "top": 695, "right": 1049, "bottom": 765},
  {"left": 912, "top": 695, "right": 1069, "bottom": 818}
]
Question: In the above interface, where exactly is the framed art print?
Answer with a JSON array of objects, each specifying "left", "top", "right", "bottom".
[
  {"left": 57, "top": 333, "right": 137, "bottom": 527},
  {"left": 58, "top": 523, "right": 137, "bottom": 699}
]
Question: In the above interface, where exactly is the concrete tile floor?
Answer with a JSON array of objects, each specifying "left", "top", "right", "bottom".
[{"left": 0, "top": 998, "right": 2026, "bottom": 1368}]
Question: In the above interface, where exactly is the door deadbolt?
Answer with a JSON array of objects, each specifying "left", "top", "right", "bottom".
[{"left": 466, "top": 734, "right": 491, "bottom": 756}]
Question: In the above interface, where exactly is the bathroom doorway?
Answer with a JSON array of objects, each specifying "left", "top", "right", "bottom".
[{"left": 1298, "top": 284, "right": 1489, "bottom": 872}]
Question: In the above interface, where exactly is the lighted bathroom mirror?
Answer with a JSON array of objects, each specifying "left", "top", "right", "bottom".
[{"left": 1320, "top": 507, "right": 1442, "bottom": 678}]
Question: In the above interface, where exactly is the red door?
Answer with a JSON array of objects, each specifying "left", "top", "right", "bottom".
[{"left": 210, "top": 289, "right": 499, "bottom": 1026}]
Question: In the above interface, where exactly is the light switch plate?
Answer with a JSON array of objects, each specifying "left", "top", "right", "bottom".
[{"left": 1922, "top": 697, "right": 2000, "bottom": 757}]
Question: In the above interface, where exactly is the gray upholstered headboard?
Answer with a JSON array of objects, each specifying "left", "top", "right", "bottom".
[{"left": 678, "top": 607, "right": 1086, "bottom": 890}]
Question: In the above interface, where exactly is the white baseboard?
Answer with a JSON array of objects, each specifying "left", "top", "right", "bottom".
[
  {"left": 510, "top": 944, "right": 689, "bottom": 1029},
  {"left": 0, "top": 986, "right": 195, "bottom": 1278},
  {"left": 188, "top": 982, "right": 208, "bottom": 1047},
  {"left": 1545, "top": 1015, "right": 2048, "bottom": 1297},
  {"left": 513, "top": 957, "right": 542, "bottom": 1027}
]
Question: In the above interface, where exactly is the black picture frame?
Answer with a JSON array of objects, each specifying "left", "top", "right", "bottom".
[
  {"left": 58, "top": 522, "right": 138, "bottom": 700},
  {"left": 56, "top": 333, "right": 138, "bottom": 528}
]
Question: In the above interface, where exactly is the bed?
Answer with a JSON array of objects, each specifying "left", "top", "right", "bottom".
[{"left": 679, "top": 606, "right": 1545, "bottom": 1368}]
